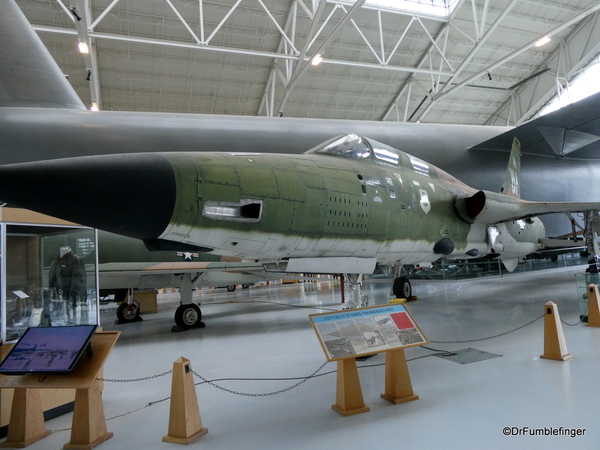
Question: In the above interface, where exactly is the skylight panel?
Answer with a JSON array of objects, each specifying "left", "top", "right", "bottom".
[
  {"left": 538, "top": 54, "right": 600, "bottom": 117},
  {"left": 358, "top": 0, "right": 458, "bottom": 17}
]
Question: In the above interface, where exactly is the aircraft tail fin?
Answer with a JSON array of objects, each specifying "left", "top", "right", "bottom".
[
  {"left": 499, "top": 138, "right": 521, "bottom": 199},
  {"left": 0, "top": 0, "right": 85, "bottom": 109}
]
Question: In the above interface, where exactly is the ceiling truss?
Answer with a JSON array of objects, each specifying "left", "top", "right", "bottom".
[{"left": 17, "top": 0, "right": 600, "bottom": 125}]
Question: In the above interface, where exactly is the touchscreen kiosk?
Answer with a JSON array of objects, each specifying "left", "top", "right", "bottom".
[{"left": 0, "top": 325, "right": 98, "bottom": 375}]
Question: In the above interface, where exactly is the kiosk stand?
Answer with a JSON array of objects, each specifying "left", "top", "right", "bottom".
[
  {"left": 0, "top": 331, "right": 120, "bottom": 449},
  {"left": 1, "top": 388, "right": 50, "bottom": 447}
]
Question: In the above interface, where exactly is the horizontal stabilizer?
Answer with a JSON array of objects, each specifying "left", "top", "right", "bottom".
[{"left": 471, "top": 90, "right": 600, "bottom": 159}]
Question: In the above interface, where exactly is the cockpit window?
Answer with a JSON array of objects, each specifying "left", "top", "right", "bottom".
[
  {"left": 308, "top": 134, "right": 371, "bottom": 159},
  {"left": 408, "top": 154, "right": 430, "bottom": 175},
  {"left": 368, "top": 138, "right": 400, "bottom": 165}
]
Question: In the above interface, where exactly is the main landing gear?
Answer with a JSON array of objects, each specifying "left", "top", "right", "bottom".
[
  {"left": 342, "top": 271, "right": 413, "bottom": 309},
  {"left": 392, "top": 276, "right": 412, "bottom": 300},
  {"left": 115, "top": 289, "right": 142, "bottom": 324},
  {"left": 115, "top": 274, "right": 205, "bottom": 331},
  {"left": 172, "top": 273, "right": 205, "bottom": 332}
]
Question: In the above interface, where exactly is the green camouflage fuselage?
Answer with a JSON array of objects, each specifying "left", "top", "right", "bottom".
[{"left": 158, "top": 136, "right": 544, "bottom": 266}]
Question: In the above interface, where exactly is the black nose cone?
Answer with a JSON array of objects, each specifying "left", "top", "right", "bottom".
[{"left": 0, "top": 153, "right": 176, "bottom": 240}]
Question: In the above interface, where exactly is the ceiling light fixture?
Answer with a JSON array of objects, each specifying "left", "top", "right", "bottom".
[
  {"left": 90, "top": 102, "right": 99, "bottom": 111},
  {"left": 311, "top": 53, "right": 323, "bottom": 66},
  {"left": 78, "top": 41, "right": 89, "bottom": 54},
  {"left": 535, "top": 36, "right": 551, "bottom": 47}
]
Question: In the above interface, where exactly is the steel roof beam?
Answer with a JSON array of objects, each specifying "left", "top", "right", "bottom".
[
  {"left": 485, "top": 11, "right": 600, "bottom": 126},
  {"left": 71, "top": 0, "right": 101, "bottom": 110},
  {"left": 417, "top": 1, "right": 600, "bottom": 122},
  {"left": 277, "top": 0, "right": 366, "bottom": 116},
  {"left": 379, "top": 0, "right": 467, "bottom": 121}
]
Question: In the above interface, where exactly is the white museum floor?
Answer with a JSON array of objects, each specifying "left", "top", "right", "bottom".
[{"left": 9, "top": 264, "right": 600, "bottom": 450}]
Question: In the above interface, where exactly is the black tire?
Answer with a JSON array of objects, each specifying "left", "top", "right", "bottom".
[
  {"left": 393, "top": 277, "right": 412, "bottom": 299},
  {"left": 226, "top": 285, "right": 236, "bottom": 292},
  {"left": 174, "top": 303, "right": 202, "bottom": 330},
  {"left": 116, "top": 301, "right": 141, "bottom": 323}
]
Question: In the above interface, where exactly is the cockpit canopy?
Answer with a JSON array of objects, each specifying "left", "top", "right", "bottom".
[{"left": 306, "top": 133, "right": 403, "bottom": 166}]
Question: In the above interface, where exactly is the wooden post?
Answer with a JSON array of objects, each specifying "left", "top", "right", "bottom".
[
  {"left": 162, "top": 357, "right": 208, "bottom": 445},
  {"left": 63, "top": 382, "right": 113, "bottom": 450},
  {"left": 331, "top": 358, "right": 370, "bottom": 417},
  {"left": 586, "top": 284, "right": 600, "bottom": 327},
  {"left": 380, "top": 348, "right": 419, "bottom": 404},
  {"left": 540, "top": 301, "right": 572, "bottom": 362},
  {"left": 0, "top": 388, "right": 51, "bottom": 448}
]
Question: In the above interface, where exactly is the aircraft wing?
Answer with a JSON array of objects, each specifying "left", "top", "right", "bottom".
[
  {"left": 471, "top": 90, "right": 600, "bottom": 159},
  {"left": 98, "top": 260, "right": 266, "bottom": 276},
  {"left": 457, "top": 189, "right": 600, "bottom": 224}
]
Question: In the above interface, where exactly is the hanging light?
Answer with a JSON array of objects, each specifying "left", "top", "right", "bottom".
[
  {"left": 311, "top": 53, "right": 323, "bottom": 66},
  {"left": 535, "top": 36, "right": 551, "bottom": 47},
  {"left": 78, "top": 41, "right": 89, "bottom": 54}
]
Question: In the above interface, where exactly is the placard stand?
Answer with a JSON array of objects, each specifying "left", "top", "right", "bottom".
[
  {"left": 380, "top": 348, "right": 419, "bottom": 404},
  {"left": 0, "top": 331, "right": 120, "bottom": 449},
  {"left": 332, "top": 359, "right": 370, "bottom": 417},
  {"left": 310, "top": 303, "right": 428, "bottom": 417}
]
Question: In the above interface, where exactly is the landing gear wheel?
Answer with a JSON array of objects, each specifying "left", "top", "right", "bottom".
[
  {"left": 174, "top": 303, "right": 202, "bottom": 330},
  {"left": 393, "top": 277, "right": 412, "bottom": 300},
  {"left": 226, "top": 285, "right": 236, "bottom": 292},
  {"left": 116, "top": 300, "right": 141, "bottom": 323}
]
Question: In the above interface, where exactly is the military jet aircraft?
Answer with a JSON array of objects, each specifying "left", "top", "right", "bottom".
[{"left": 2, "top": 132, "right": 600, "bottom": 309}]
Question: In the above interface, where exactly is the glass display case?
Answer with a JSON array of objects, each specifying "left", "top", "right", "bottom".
[{"left": 1, "top": 213, "right": 98, "bottom": 343}]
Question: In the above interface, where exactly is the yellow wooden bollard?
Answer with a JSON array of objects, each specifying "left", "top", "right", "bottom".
[
  {"left": 162, "top": 357, "right": 208, "bottom": 445},
  {"left": 540, "top": 301, "right": 572, "bottom": 362},
  {"left": 586, "top": 284, "right": 600, "bottom": 327}
]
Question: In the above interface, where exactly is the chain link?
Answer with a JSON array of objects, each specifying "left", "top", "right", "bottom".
[
  {"left": 98, "top": 370, "right": 172, "bottom": 383},
  {"left": 191, "top": 361, "right": 329, "bottom": 397},
  {"left": 430, "top": 313, "right": 545, "bottom": 344}
]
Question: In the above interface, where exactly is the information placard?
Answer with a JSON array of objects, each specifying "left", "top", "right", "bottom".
[{"left": 309, "top": 303, "right": 429, "bottom": 361}]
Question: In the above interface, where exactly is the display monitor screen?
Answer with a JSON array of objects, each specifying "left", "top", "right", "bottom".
[{"left": 0, "top": 325, "right": 97, "bottom": 375}]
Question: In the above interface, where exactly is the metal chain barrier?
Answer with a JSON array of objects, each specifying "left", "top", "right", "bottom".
[
  {"left": 98, "top": 370, "right": 172, "bottom": 383},
  {"left": 191, "top": 361, "right": 330, "bottom": 397},
  {"left": 561, "top": 317, "right": 584, "bottom": 327},
  {"left": 429, "top": 313, "right": 546, "bottom": 344}
]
